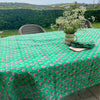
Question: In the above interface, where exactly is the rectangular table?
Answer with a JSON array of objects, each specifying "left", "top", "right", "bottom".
[{"left": 0, "top": 29, "right": 100, "bottom": 100}]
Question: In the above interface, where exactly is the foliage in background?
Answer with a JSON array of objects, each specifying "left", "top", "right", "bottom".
[
  {"left": 0, "top": 9, "right": 100, "bottom": 30},
  {"left": 0, "top": 9, "right": 63, "bottom": 30},
  {"left": 85, "top": 10, "right": 100, "bottom": 22},
  {"left": 70, "top": 1, "right": 78, "bottom": 9}
]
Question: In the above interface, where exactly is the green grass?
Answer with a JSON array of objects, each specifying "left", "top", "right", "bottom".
[
  {"left": 0, "top": 23, "right": 100, "bottom": 38},
  {"left": 45, "top": 28, "right": 57, "bottom": 32},
  {"left": 0, "top": 28, "right": 57, "bottom": 38},
  {"left": 92, "top": 23, "right": 100, "bottom": 28},
  {"left": 0, "top": 30, "right": 19, "bottom": 38}
]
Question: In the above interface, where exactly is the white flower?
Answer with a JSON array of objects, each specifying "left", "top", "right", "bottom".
[
  {"left": 52, "top": 6, "right": 88, "bottom": 34},
  {"left": 91, "top": 16, "right": 95, "bottom": 22}
]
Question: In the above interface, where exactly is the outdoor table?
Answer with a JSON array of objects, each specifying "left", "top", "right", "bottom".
[{"left": 0, "top": 28, "right": 100, "bottom": 100}]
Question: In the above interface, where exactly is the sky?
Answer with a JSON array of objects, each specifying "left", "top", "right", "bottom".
[{"left": 0, "top": 0, "right": 99, "bottom": 5}]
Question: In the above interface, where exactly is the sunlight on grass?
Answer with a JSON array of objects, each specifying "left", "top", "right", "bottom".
[
  {"left": 0, "top": 28, "right": 57, "bottom": 38},
  {"left": 45, "top": 28, "right": 57, "bottom": 32},
  {"left": 0, "top": 30, "right": 19, "bottom": 38},
  {"left": 0, "top": 23, "right": 100, "bottom": 38},
  {"left": 92, "top": 23, "right": 100, "bottom": 28}
]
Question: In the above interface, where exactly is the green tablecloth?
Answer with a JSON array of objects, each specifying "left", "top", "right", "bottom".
[{"left": 0, "top": 29, "right": 100, "bottom": 100}]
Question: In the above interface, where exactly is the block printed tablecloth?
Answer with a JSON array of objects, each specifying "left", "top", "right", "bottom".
[{"left": 0, "top": 29, "right": 100, "bottom": 100}]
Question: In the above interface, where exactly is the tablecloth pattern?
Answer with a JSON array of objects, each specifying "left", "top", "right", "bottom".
[{"left": 0, "top": 29, "right": 100, "bottom": 100}]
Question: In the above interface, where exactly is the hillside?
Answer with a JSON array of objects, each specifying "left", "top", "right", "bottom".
[
  {"left": 0, "top": 2, "right": 98, "bottom": 9},
  {"left": 0, "top": 3, "right": 49, "bottom": 9}
]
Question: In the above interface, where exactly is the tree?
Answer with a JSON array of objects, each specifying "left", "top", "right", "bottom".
[{"left": 70, "top": 1, "right": 78, "bottom": 9}]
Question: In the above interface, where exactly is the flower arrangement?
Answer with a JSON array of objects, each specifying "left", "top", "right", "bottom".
[{"left": 51, "top": 6, "right": 94, "bottom": 34}]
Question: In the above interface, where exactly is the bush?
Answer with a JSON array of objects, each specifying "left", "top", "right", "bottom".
[
  {"left": 0, "top": 9, "right": 99, "bottom": 30},
  {"left": 0, "top": 9, "right": 63, "bottom": 30},
  {"left": 85, "top": 10, "right": 100, "bottom": 22}
]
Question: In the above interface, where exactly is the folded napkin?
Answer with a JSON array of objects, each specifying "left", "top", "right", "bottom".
[{"left": 68, "top": 41, "right": 95, "bottom": 49}]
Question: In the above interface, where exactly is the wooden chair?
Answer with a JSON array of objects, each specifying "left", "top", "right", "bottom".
[
  {"left": 19, "top": 24, "right": 45, "bottom": 35},
  {"left": 84, "top": 19, "right": 93, "bottom": 28}
]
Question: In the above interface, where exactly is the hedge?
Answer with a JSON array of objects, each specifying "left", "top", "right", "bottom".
[{"left": 0, "top": 9, "right": 99, "bottom": 30}]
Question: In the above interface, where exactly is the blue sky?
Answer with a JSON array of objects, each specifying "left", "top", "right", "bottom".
[{"left": 0, "top": 0, "right": 99, "bottom": 5}]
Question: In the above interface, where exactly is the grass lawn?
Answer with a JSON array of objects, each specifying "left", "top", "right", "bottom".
[
  {"left": 0, "top": 30, "right": 19, "bottom": 38},
  {"left": 92, "top": 23, "right": 100, "bottom": 28},
  {"left": 0, "top": 23, "right": 100, "bottom": 38}
]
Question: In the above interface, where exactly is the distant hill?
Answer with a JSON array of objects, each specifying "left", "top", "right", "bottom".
[
  {"left": 0, "top": 3, "right": 49, "bottom": 9},
  {"left": 0, "top": 2, "right": 98, "bottom": 9}
]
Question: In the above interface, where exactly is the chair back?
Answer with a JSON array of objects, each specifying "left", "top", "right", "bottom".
[
  {"left": 19, "top": 24, "right": 45, "bottom": 35},
  {"left": 80, "top": 19, "right": 93, "bottom": 28},
  {"left": 84, "top": 20, "right": 93, "bottom": 28}
]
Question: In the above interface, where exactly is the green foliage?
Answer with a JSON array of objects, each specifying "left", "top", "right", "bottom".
[
  {"left": 85, "top": 10, "right": 100, "bottom": 22},
  {"left": 0, "top": 9, "right": 63, "bottom": 30},
  {"left": 0, "top": 9, "right": 100, "bottom": 30},
  {"left": 70, "top": 1, "right": 78, "bottom": 9}
]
